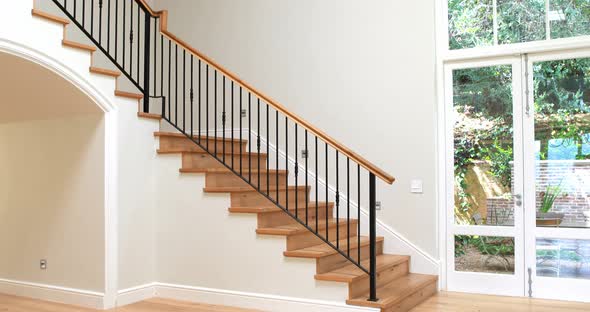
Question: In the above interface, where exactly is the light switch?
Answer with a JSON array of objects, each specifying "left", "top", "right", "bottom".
[{"left": 411, "top": 179, "right": 423, "bottom": 194}]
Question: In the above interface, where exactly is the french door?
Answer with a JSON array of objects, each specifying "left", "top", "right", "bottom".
[
  {"left": 524, "top": 49, "right": 590, "bottom": 302},
  {"left": 446, "top": 50, "right": 590, "bottom": 301},
  {"left": 445, "top": 57, "right": 526, "bottom": 296}
]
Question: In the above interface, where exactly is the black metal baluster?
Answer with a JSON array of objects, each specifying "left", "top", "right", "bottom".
[
  {"left": 167, "top": 40, "right": 171, "bottom": 119},
  {"left": 369, "top": 173, "right": 377, "bottom": 302},
  {"left": 190, "top": 56, "right": 194, "bottom": 139},
  {"left": 175, "top": 45, "right": 178, "bottom": 125},
  {"left": 325, "top": 143, "right": 329, "bottom": 241},
  {"left": 83, "top": 0, "right": 86, "bottom": 29},
  {"left": 107, "top": 0, "right": 111, "bottom": 52},
  {"left": 347, "top": 158, "right": 350, "bottom": 256},
  {"left": 198, "top": 60, "right": 202, "bottom": 143},
  {"left": 73, "top": 0, "right": 76, "bottom": 19},
  {"left": 266, "top": 105, "right": 269, "bottom": 196},
  {"left": 137, "top": 4, "right": 140, "bottom": 84},
  {"left": 206, "top": 65, "right": 209, "bottom": 150},
  {"left": 99, "top": 0, "right": 103, "bottom": 45},
  {"left": 315, "top": 136, "right": 318, "bottom": 232},
  {"left": 295, "top": 124, "right": 298, "bottom": 219},
  {"left": 336, "top": 151, "right": 339, "bottom": 249},
  {"left": 183, "top": 50, "right": 186, "bottom": 133},
  {"left": 91, "top": 0, "right": 94, "bottom": 37},
  {"left": 214, "top": 70, "right": 218, "bottom": 158},
  {"left": 154, "top": 18, "right": 157, "bottom": 96},
  {"left": 142, "top": 8, "right": 151, "bottom": 112},
  {"left": 239, "top": 87, "right": 242, "bottom": 175},
  {"left": 275, "top": 110, "right": 279, "bottom": 203},
  {"left": 357, "top": 165, "right": 361, "bottom": 263},
  {"left": 248, "top": 93, "right": 251, "bottom": 182},
  {"left": 231, "top": 81, "right": 234, "bottom": 170},
  {"left": 122, "top": 0, "right": 125, "bottom": 69},
  {"left": 285, "top": 117, "right": 288, "bottom": 211},
  {"left": 257, "top": 99, "right": 260, "bottom": 189},
  {"left": 129, "top": 2, "right": 133, "bottom": 77},
  {"left": 223, "top": 77, "right": 226, "bottom": 163},
  {"left": 305, "top": 130, "right": 308, "bottom": 226},
  {"left": 65, "top": 0, "right": 68, "bottom": 13},
  {"left": 161, "top": 29, "right": 164, "bottom": 98},
  {"left": 115, "top": 0, "right": 118, "bottom": 61}
]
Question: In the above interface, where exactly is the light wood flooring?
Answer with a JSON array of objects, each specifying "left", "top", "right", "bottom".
[{"left": 2, "top": 292, "right": 590, "bottom": 311}]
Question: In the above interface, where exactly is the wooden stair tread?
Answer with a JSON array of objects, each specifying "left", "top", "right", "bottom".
[
  {"left": 62, "top": 39, "right": 96, "bottom": 52},
  {"left": 137, "top": 112, "right": 162, "bottom": 120},
  {"left": 229, "top": 202, "right": 333, "bottom": 214},
  {"left": 115, "top": 90, "right": 143, "bottom": 99},
  {"left": 158, "top": 148, "right": 267, "bottom": 156},
  {"left": 315, "top": 254, "right": 409, "bottom": 283},
  {"left": 204, "top": 185, "right": 309, "bottom": 193},
  {"left": 284, "top": 236, "right": 383, "bottom": 258},
  {"left": 31, "top": 9, "right": 70, "bottom": 25},
  {"left": 154, "top": 131, "right": 247, "bottom": 143},
  {"left": 90, "top": 66, "right": 121, "bottom": 77},
  {"left": 256, "top": 218, "right": 357, "bottom": 236},
  {"left": 346, "top": 274, "right": 438, "bottom": 309}
]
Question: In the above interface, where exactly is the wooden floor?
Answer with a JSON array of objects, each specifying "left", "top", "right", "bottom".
[{"left": 2, "top": 292, "right": 590, "bottom": 311}]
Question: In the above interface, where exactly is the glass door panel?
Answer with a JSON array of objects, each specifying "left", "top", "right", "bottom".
[
  {"left": 446, "top": 58, "right": 525, "bottom": 296},
  {"left": 526, "top": 52, "right": 590, "bottom": 303}
]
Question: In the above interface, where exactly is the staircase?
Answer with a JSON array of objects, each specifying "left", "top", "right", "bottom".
[{"left": 32, "top": 1, "right": 438, "bottom": 311}]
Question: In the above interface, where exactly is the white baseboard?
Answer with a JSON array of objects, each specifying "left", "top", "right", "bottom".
[
  {"left": 117, "top": 283, "right": 157, "bottom": 307},
  {"left": 154, "top": 283, "right": 379, "bottom": 312},
  {"left": 0, "top": 278, "right": 104, "bottom": 309}
]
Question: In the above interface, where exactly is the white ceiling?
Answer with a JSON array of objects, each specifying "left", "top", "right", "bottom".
[{"left": 0, "top": 52, "right": 102, "bottom": 124}]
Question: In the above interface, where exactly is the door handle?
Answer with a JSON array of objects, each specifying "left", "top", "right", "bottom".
[{"left": 514, "top": 194, "right": 523, "bottom": 207}]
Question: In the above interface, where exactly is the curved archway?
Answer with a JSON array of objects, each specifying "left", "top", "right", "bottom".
[{"left": 0, "top": 40, "right": 118, "bottom": 309}]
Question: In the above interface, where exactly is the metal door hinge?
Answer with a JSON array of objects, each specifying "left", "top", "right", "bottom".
[{"left": 528, "top": 267, "right": 533, "bottom": 297}]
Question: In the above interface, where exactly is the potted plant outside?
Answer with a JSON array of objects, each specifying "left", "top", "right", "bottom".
[{"left": 536, "top": 184, "right": 564, "bottom": 227}]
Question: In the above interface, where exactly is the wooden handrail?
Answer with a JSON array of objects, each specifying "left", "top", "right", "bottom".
[{"left": 135, "top": 0, "right": 395, "bottom": 184}]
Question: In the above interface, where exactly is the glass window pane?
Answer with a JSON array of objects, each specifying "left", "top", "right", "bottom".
[
  {"left": 453, "top": 66, "right": 514, "bottom": 226},
  {"left": 455, "top": 235, "right": 515, "bottom": 274},
  {"left": 448, "top": 0, "right": 494, "bottom": 50},
  {"left": 550, "top": 0, "right": 590, "bottom": 39},
  {"left": 497, "top": 0, "right": 546, "bottom": 44},
  {"left": 537, "top": 238, "right": 590, "bottom": 279},
  {"left": 534, "top": 58, "right": 590, "bottom": 229}
]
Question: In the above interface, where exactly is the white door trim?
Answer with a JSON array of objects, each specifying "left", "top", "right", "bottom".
[{"left": 444, "top": 56, "right": 526, "bottom": 296}]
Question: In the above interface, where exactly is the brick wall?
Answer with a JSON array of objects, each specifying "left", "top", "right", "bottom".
[{"left": 486, "top": 160, "right": 590, "bottom": 226}]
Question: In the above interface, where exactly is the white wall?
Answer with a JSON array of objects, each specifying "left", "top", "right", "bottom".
[
  {"left": 117, "top": 96, "right": 160, "bottom": 291},
  {"left": 0, "top": 115, "right": 105, "bottom": 292},
  {"left": 151, "top": 0, "right": 439, "bottom": 259}
]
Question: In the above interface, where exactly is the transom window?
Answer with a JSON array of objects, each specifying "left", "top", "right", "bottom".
[{"left": 448, "top": 0, "right": 590, "bottom": 50}]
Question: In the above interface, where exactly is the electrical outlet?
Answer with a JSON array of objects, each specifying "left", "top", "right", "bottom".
[
  {"left": 301, "top": 150, "right": 308, "bottom": 159},
  {"left": 376, "top": 201, "right": 382, "bottom": 211},
  {"left": 241, "top": 109, "right": 247, "bottom": 118},
  {"left": 40, "top": 259, "right": 47, "bottom": 270}
]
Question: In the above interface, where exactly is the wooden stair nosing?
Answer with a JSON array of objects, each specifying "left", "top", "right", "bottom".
[
  {"left": 345, "top": 274, "right": 438, "bottom": 309},
  {"left": 314, "top": 254, "right": 410, "bottom": 284},
  {"left": 62, "top": 39, "right": 97, "bottom": 52},
  {"left": 90, "top": 66, "right": 121, "bottom": 77},
  {"left": 204, "top": 185, "right": 309, "bottom": 193},
  {"left": 157, "top": 149, "right": 268, "bottom": 157},
  {"left": 32, "top": 9, "right": 70, "bottom": 25},
  {"left": 228, "top": 202, "right": 334, "bottom": 214},
  {"left": 154, "top": 131, "right": 248, "bottom": 143},
  {"left": 137, "top": 112, "right": 162, "bottom": 120},
  {"left": 115, "top": 90, "right": 143, "bottom": 99},
  {"left": 256, "top": 218, "right": 358, "bottom": 236},
  {"left": 284, "top": 236, "right": 384, "bottom": 259}
]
